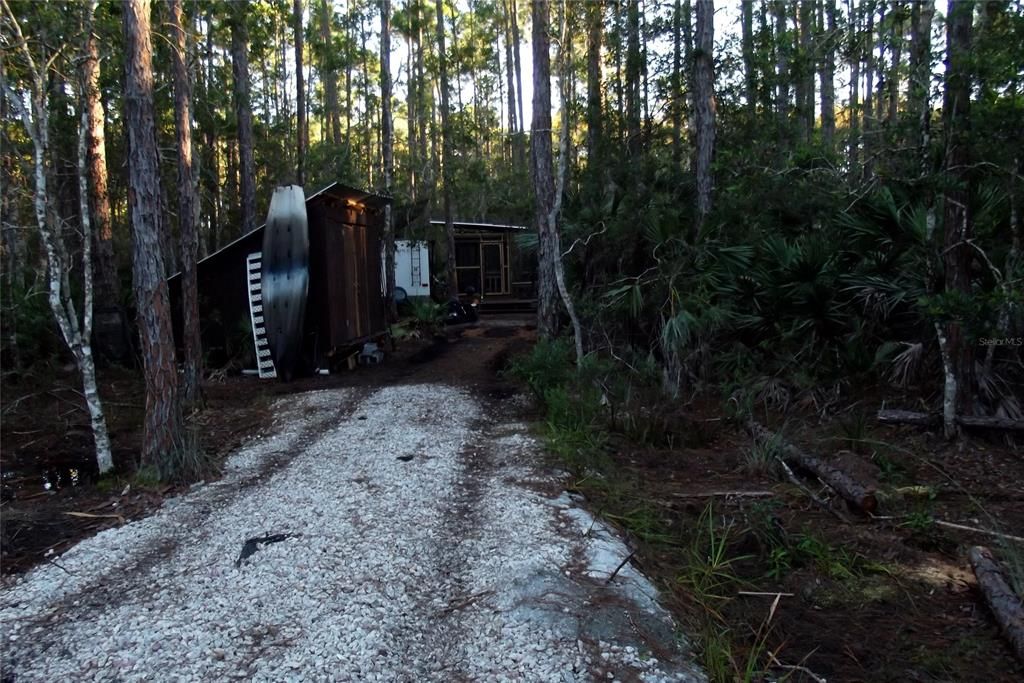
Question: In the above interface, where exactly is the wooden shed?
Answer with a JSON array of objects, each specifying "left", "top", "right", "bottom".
[
  {"left": 429, "top": 220, "right": 536, "bottom": 303},
  {"left": 170, "top": 182, "right": 389, "bottom": 375}
]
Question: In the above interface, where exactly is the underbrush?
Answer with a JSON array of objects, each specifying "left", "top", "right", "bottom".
[{"left": 507, "top": 337, "right": 1024, "bottom": 681}]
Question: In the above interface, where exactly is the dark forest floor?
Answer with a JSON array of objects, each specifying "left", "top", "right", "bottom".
[{"left": 2, "top": 318, "right": 1022, "bottom": 681}]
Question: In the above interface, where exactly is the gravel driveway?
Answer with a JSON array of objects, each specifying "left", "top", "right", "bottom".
[{"left": 1, "top": 382, "right": 703, "bottom": 682}]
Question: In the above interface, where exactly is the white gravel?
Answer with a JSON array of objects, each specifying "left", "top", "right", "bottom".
[{"left": 1, "top": 383, "right": 703, "bottom": 682}]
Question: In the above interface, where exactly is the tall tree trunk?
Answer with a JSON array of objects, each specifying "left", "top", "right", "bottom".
[
  {"left": 887, "top": 5, "right": 903, "bottom": 127},
  {"left": 510, "top": 0, "right": 524, "bottom": 145},
  {"left": 80, "top": 4, "right": 128, "bottom": 362},
  {"left": 531, "top": 0, "right": 558, "bottom": 337},
  {"left": 741, "top": 0, "right": 755, "bottom": 114},
  {"left": 504, "top": 0, "right": 522, "bottom": 167},
  {"left": 123, "top": 0, "right": 183, "bottom": 470},
  {"left": 773, "top": 0, "right": 789, "bottom": 124},
  {"left": 847, "top": 0, "right": 860, "bottom": 176},
  {"left": 406, "top": 11, "right": 418, "bottom": 198},
  {"left": 819, "top": 0, "right": 836, "bottom": 145},
  {"left": 170, "top": 0, "right": 202, "bottom": 406},
  {"left": 321, "top": 0, "right": 341, "bottom": 147},
  {"left": 294, "top": 0, "right": 306, "bottom": 185},
  {"left": 671, "top": 0, "right": 683, "bottom": 165},
  {"left": 381, "top": 0, "right": 396, "bottom": 319},
  {"left": 231, "top": 4, "right": 256, "bottom": 234},
  {"left": 80, "top": 9, "right": 120, "bottom": 318},
  {"left": 940, "top": 0, "right": 975, "bottom": 438},
  {"left": 361, "top": 13, "right": 374, "bottom": 184},
  {"left": 863, "top": 3, "right": 876, "bottom": 176},
  {"left": 435, "top": 0, "right": 456, "bottom": 295},
  {"left": 553, "top": 0, "right": 583, "bottom": 364},
  {"left": 694, "top": 0, "right": 715, "bottom": 225},
  {"left": 909, "top": 0, "right": 934, "bottom": 174},
  {"left": 586, "top": 0, "right": 603, "bottom": 167},
  {"left": 797, "top": 0, "right": 814, "bottom": 140},
  {"left": 625, "top": 0, "right": 642, "bottom": 156}
]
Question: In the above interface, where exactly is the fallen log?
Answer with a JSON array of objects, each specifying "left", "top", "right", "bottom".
[
  {"left": 877, "top": 409, "right": 939, "bottom": 427},
  {"left": 968, "top": 546, "right": 1024, "bottom": 663},
  {"left": 747, "top": 421, "right": 878, "bottom": 514},
  {"left": 878, "top": 409, "right": 1024, "bottom": 432}
]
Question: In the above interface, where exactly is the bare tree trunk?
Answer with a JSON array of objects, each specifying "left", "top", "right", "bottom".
[
  {"left": 510, "top": 0, "right": 524, "bottom": 146},
  {"left": 406, "top": 8, "right": 418, "bottom": 199},
  {"left": 940, "top": 0, "right": 975, "bottom": 438},
  {"left": 435, "top": 0, "right": 456, "bottom": 295},
  {"left": 361, "top": 13, "right": 374, "bottom": 185},
  {"left": 321, "top": 0, "right": 342, "bottom": 146},
  {"left": 295, "top": 0, "right": 306, "bottom": 185},
  {"left": 863, "top": 3, "right": 876, "bottom": 177},
  {"left": 123, "top": 0, "right": 184, "bottom": 469},
  {"left": 2, "top": 0, "right": 115, "bottom": 474},
  {"left": 170, "top": 0, "right": 202, "bottom": 406},
  {"left": 531, "top": 0, "right": 558, "bottom": 337},
  {"left": 796, "top": 0, "right": 814, "bottom": 141},
  {"left": 909, "top": 0, "right": 934, "bottom": 173},
  {"left": 671, "top": 0, "right": 683, "bottom": 166},
  {"left": 741, "top": 0, "right": 755, "bottom": 114},
  {"left": 504, "top": 0, "right": 523, "bottom": 167},
  {"left": 381, "top": 0, "right": 396, "bottom": 319},
  {"left": 847, "top": 0, "right": 860, "bottom": 177},
  {"left": 694, "top": 0, "right": 715, "bottom": 225},
  {"left": 819, "top": 0, "right": 836, "bottom": 145},
  {"left": 586, "top": 0, "right": 603, "bottom": 167},
  {"left": 553, "top": 0, "right": 583, "bottom": 364},
  {"left": 80, "top": 9, "right": 120, "bottom": 316},
  {"left": 773, "top": 0, "right": 789, "bottom": 125},
  {"left": 232, "top": 3, "right": 256, "bottom": 234},
  {"left": 625, "top": 0, "right": 642, "bottom": 157}
]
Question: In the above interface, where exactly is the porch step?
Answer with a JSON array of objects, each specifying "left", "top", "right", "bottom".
[{"left": 479, "top": 298, "right": 537, "bottom": 314}]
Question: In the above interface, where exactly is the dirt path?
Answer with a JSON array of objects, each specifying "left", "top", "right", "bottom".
[{"left": 0, "top": 324, "right": 704, "bottom": 682}]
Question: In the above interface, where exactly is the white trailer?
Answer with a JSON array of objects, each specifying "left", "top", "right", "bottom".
[{"left": 385, "top": 240, "right": 431, "bottom": 297}]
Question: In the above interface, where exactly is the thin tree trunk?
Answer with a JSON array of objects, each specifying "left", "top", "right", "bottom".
[
  {"left": 798, "top": 0, "right": 814, "bottom": 140},
  {"left": 741, "top": 0, "right": 755, "bottom": 114},
  {"left": 294, "top": 0, "right": 306, "bottom": 185},
  {"left": 586, "top": 0, "right": 603, "bottom": 168},
  {"left": 863, "top": 3, "right": 876, "bottom": 176},
  {"left": 361, "top": 13, "right": 374, "bottom": 184},
  {"left": 940, "top": 0, "right": 975, "bottom": 438},
  {"left": 887, "top": 5, "right": 903, "bottom": 127},
  {"left": 531, "top": 0, "right": 558, "bottom": 337},
  {"left": 504, "top": 0, "right": 522, "bottom": 166},
  {"left": 671, "top": 0, "right": 683, "bottom": 165},
  {"left": 435, "top": 0, "right": 456, "bottom": 295},
  {"left": 80, "top": 7, "right": 120, "bottom": 316},
  {"left": 123, "top": 0, "right": 183, "bottom": 470},
  {"left": 694, "top": 0, "right": 715, "bottom": 225},
  {"left": 170, "top": 0, "right": 202, "bottom": 406},
  {"left": 625, "top": 0, "right": 642, "bottom": 156},
  {"left": 773, "top": 0, "right": 789, "bottom": 124},
  {"left": 510, "top": 0, "right": 524, "bottom": 145},
  {"left": 553, "top": 0, "right": 583, "bottom": 364},
  {"left": 381, "top": 0, "right": 396, "bottom": 319},
  {"left": 320, "top": 0, "right": 341, "bottom": 146},
  {"left": 232, "top": 3, "right": 256, "bottom": 234},
  {"left": 847, "top": 0, "right": 860, "bottom": 177},
  {"left": 909, "top": 0, "right": 934, "bottom": 174},
  {"left": 406, "top": 10, "right": 418, "bottom": 199},
  {"left": 819, "top": 0, "right": 836, "bottom": 145}
]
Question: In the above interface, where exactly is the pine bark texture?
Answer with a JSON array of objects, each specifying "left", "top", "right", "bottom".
[
  {"left": 819, "top": 0, "right": 836, "bottom": 145},
  {"left": 693, "top": 0, "right": 715, "bottom": 223},
  {"left": 530, "top": 0, "right": 558, "bottom": 337},
  {"left": 586, "top": 1, "right": 603, "bottom": 167},
  {"left": 941, "top": 0, "right": 975, "bottom": 437},
  {"left": 435, "top": 0, "right": 456, "bottom": 295},
  {"left": 381, "top": 0, "right": 396, "bottom": 319},
  {"left": 295, "top": 0, "right": 306, "bottom": 185},
  {"left": 321, "top": 0, "right": 342, "bottom": 146},
  {"left": 123, "top": 0, "right": 183, "bottom": 468},
  {"left": 170, "top": 0, "right": 203, "bottom": 406},
  {"left": 968, "top": 546, "right": 1024, "bottom": 662},
  {"left": 232, "top": 4, "right": 256, "bottom": 234}
]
